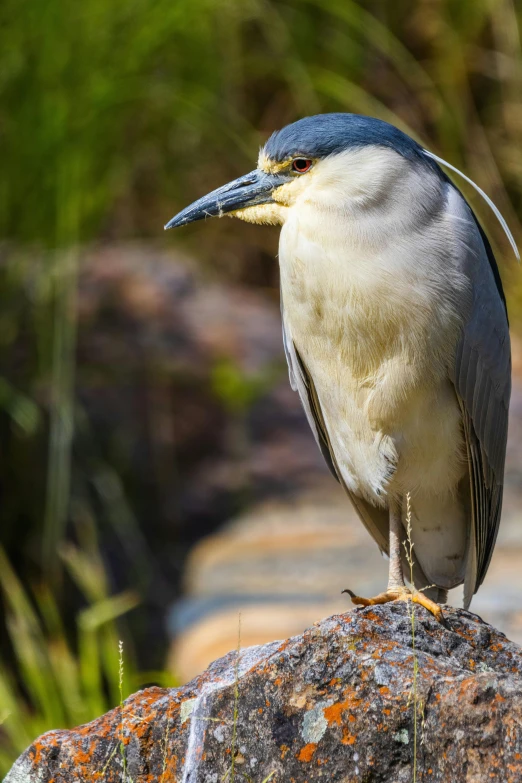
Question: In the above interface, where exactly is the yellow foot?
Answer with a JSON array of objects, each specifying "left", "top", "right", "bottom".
[{"left": 342, "top": 587, "right": 448, "bottom": 627}]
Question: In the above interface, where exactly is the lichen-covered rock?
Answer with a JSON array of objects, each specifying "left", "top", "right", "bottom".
[{"left": 7, "top": 603, "right": 522, "bottom": 782}]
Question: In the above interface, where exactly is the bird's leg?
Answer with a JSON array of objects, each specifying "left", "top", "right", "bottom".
[
  {"left": 343, "top": 498, "right": 406, "bottom": 605},
  {"left": 387, "top": 496, "right": 405, "bottom": 591},
  {"left": 343, "top": 497, "right": 447, "bottom": 625}
]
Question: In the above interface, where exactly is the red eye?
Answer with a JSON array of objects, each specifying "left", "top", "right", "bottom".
[{"left": 292, "top": 158, "right": 312, "bottom": 173}]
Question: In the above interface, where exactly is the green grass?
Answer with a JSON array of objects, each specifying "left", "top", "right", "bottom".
[
  {"left": 403, "top": 495, "right": 419, "bottom": 783},
  {"left": 229, "top": 614, "right": 241, "bottom": 783},
  {"left": 0, "top": 0, "right": 520, "bottom": 252},
  {"left": 403, "top": 492, "right": 437, "bottom": 782},
  {"left": 0, "top": 541, "right": 175, "bottom": 778}
]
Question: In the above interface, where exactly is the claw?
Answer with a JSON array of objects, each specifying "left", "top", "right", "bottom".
[
  {"left": 342, "top": 586, "right": 448, "bottom": 626},
  {"left": 410, "top": 591, "right": 449, "bottom": 627}
]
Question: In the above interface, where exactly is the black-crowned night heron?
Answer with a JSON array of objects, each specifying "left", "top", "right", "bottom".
[{"left": 166, "top": 113, "right": 518, "bottom": 623}]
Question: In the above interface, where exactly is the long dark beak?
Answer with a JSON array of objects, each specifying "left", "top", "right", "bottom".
[{"left": 164, "top": 169, "right": 289, "bottom": 230}]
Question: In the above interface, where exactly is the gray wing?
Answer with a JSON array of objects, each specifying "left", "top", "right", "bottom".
[
  {"left": 450, "top": 191, "right": 511, "bottom": 603},
  {"left": 281, "top": 303, "right": 338, "bottom": 482}
]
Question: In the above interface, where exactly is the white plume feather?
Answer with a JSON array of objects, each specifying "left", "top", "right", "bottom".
[{"left": 424, "top": 149, "right": 519, "bottom": 261}]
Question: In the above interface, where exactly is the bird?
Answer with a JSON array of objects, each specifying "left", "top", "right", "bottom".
[{"left": 165, "top": 113, "right": 517, "bottom": 622}]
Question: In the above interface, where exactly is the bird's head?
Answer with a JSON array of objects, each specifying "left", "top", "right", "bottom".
[{"left": 165, "top": 113, "right": 441, "bottom": 231}]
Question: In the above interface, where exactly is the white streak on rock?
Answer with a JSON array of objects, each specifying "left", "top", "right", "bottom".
[{"left": 181, "top": 643, "right": 277, "bottom": 783}]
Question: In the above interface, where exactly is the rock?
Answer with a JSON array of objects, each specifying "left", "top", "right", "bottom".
[{"left": 7, "top": 603, "right": 522, "bottom": 783}]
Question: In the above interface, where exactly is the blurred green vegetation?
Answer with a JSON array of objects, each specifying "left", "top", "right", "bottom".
[
  {"left": 2, "top": 0, "right": 521, "bottom": 252},
  {"left": 0, "top": 520, "right": 176, "bottom": 777},
  {"left": 0, "top": 0, "right": 521, "bottom": 772}
]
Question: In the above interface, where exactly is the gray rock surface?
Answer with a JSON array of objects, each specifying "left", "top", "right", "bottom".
[{"left": 6, "top": 603, "right": 522, "bottom": 782}]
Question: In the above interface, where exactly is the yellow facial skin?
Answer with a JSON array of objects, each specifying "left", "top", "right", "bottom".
[
  {"left": 229, "top": 202, "right": 286, "bottom": 225},
  {"left": 230, "top": 150, "right": 315, "bottom": 225},
  {"left": 257, "top": 150, "right": 293, "bottom": 175}
]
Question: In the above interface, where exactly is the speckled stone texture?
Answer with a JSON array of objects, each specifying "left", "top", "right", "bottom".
[{"left": 7, "top": 603, "right": 522, "bottom": 782}]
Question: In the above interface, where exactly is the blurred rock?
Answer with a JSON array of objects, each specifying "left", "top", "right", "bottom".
[
  {"left": 8, "top": 603, "right": 522, "bottom": 783},
  {"left": 168, "top": 487, "right": 387, "bottom": 682},
  {"left": 0, "top": 241, "right": 331, "bottom": 671},
  {"left": 74, "top": 244, "right": 329, "bottom": 665},
  {"left": 77, "top": 244, "right": 328, "bottom": 545}
]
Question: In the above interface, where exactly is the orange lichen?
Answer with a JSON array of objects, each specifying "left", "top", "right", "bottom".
[
  {"left": 324, "top": 700, "right": 349, "bottom": 726},
  {"left": 74, "top": 750, "right": 92, "bottom": 766},
  {"left": 280, "top": 744, "right": 290, "bottom": 759},
  {"left": 341, "top": 728, "right": 357, "bottom": 745},
  {"left": 161, "top": 753, "right": 178, "bottom": 781},
  {"left": 297, "top": 743, "right": 317, "bottom": 762},
  {"left": 364, "top": 610, "right": 383, "bottom": 624}
]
